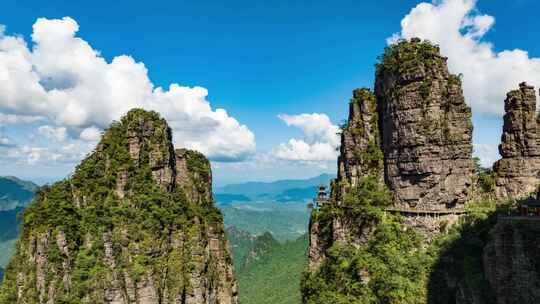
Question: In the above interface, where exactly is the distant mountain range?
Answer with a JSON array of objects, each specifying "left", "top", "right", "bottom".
[
  {"left": 226, "top": 227, "right": 307, "bottom": 304},
  {"left": 0, "top": 176, "right": 38, "bottom": 211},
  {"left": 214, "top": 173, "right": 334, "bottom": 204},
  {"left": 0, "top": 176, "right": 38, "bottom": 268}
]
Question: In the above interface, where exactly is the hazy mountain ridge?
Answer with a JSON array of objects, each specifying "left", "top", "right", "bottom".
[
  {"left": 0, "top": 176, "right": 38, "bottom": 211},
  {"left": 215, "top": 173, "right": 334, "bottom": 200}
]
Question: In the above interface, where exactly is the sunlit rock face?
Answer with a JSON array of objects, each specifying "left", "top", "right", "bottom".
[
  {"left": 494, "top": 83, "right": 540, "bottom": 199},
  {"left": 336, "top": 88, "right": 384, "bottom": 200},
  {"left": 308, "top": 88, "right": 384, "bottom": 270},
  {"left": 375, "top": 38, "right": 474, "bottom": 211},
  {"left": 0, "top": 109, "right": 237, "bottom": 304}
]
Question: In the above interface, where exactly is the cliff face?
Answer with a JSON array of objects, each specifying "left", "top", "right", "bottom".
[
  {"left": 0, "top": 109, "right": 237, "bottom": 304},
  {"left": 336, "top": 88, "right": 384, "bottom": 197},
  {"left": 375, "top": 39, "right": 474, "bottom": 210},
  {"left": 483, "top": 219, "right": 540, "bottom": 304},
  {"left": 494, "top": 83, "right": 540, "bottom": 199},
  {"left": 304, "top": 38, "right": 540, "bottom": 304},
  {"left": 308, "top": 88, "right": 384, "bottom": 269}
]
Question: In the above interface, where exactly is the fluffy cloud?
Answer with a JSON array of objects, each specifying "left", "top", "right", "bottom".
[
  {"left": 0, "top": 141, "right": 93, "bottom": 166},
  {"left": 0, "top": 17, "right": 255, "bottom": 161},
  {"left": 79, "top": 126, "right": 101, "bottom": 142},
  {"left": 0, "top": 113, "right": 43, "bottom": 125},
  {"left": 37, "top": 125, "right": 67, "bottom": 142},
  {"left": 390, "top": 0, "right": 540, "bottom": 116},
  {"left": 273, "top": 113, "right": 340, "bottom": 162}
]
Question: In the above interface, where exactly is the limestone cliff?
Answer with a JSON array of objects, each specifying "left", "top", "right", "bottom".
[
  {"left": 336, "top": 88, "right": 384, "bottom": 197},
  {"left": 375, "top": 38, "right": 474, "bottom": 210},
  {"left": 0, "top": 109, "right": 237, "bottom": 304},
  {"left": 308, "top": 88, "right": 384, "bottom": 269},
  {"left": 494, "top": 82, "right": 540, "bottom": 199}
]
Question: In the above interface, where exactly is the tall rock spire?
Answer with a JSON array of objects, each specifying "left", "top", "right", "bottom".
[
  {"left": 493, "top": 82, "right": 540, "bottom": 199},
  {"left": 374, "top": 38, "right": 474, "bottom": 210},
  {"left": 335, "top": 88, "right": 383, "bottom": 199},
  {"left": 308, "top": 88, "right": 386, "bottom": 269}
]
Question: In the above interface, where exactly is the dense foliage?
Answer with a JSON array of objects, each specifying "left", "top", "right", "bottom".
[
  {"left": 303, "top": 175, "right": 430, "bottom": 304},
  {"left": 375, "top": 38, "right": 443, "bottom": 78},
  {"left": 302, "top": 172, "right": 517, "bottom": 304},
  {"left": 473, "top": 157, "right": 496, "bottom": 196},
  {"left": 235, "top": 233, "right": 308, "bottom": 304}
]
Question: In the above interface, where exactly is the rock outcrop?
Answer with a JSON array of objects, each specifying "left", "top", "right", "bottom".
[
  {"left": 336, "top": 88, "right": 384, "bottom": 198},
  {"left": 483, "top": 218, "right": 540, "bottom": 304},
  {"left": 0, "top": 109, "right": 237, "bottom": 304},
  {"left": 375, "top": 38, "right": 474, "bottom": 210},
  {"left": 308, "top": 88, "right": 384, "bottom": 269},
  {"left": 494, "top": 82, "right": 540, "bottom": 199}
]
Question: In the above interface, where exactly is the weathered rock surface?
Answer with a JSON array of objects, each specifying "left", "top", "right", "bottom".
[
  {"left": 0, "top": 109, "right": 237, "bottom": 304},
  {"left": 375, "top": 39, "right": 474, "bottom": 210},
  {"left": 494, "top": 83, "right": 540, "bottom": 199},
  {"left": 483, "top": 219, "right": 540, "bottom": 304},
  {"left": 308, "top": 88, "right": 383, "bottom": 269},
  {"left": 336, "top": 88, "right": 384, "bottom": 198}
]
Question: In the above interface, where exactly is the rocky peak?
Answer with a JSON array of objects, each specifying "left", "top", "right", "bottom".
[
  {"left": 499, "top": 82, "right": 540, "bottom": 157},
  {"left": 95, "top": 109, "right": 176, "bottom": 197},
  {"left": 0, "top": 109, "right": 237, "bottom": 304},
  {"left": 374, "top": 38, "right": 474, "bottom": 210},
  {"left": 336, "top": 88, "right": 383, "bottom": 199},
  {"left": 175, "top": 148, "right": 213, "bottom": 205},
  {"left": 308, "top": 89, "right": 387, "bottom": 270},
  {"left": 494, "top": 83, "right": 540, "bottom": 199}
]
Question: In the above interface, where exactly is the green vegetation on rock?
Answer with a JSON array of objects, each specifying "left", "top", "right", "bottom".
[
  {"left": 303, "top": 175, "right": 431, "bottom": 304},
  {"left": 303, "top": 178, "right": 519, "bottom": 304},
  {"left": 376, "top": 38, "right": 443, "bottom": 78},
  {"left": 0, "top": 109, "right": 235, "bottom": 303}
]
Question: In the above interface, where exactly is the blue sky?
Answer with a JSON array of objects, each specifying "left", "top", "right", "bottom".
[{"left": 1, "top": 0, "right": 540, "bottom": 186}]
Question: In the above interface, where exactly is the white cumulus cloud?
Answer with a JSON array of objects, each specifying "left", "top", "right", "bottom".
[
  {"left": 79, "top": 126, "right": 101, "bottom": 142},
  {"left": 38, "top": 125, "right": 67, "bottom": 142},
  {"left": 0, "top": 17, "right": 255, "bottom": 161},
  {"left": 390, "top": 0, "right": 540, "bottom": 116},
  {"left": 273, "top": 113, "right": 340, "bottom": 162},
  {"left": 0, "top": 113, "right": 43, "bottom": 125}
]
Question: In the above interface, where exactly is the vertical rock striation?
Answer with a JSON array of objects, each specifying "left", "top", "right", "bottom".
[
  {"left": 493, "top": 82, "right": 540, "bottom": 199},
  {"left": 336, "top": 88, "right": 384, "bottom": 198},
  {"left": 375, "top": 38, "right": 474, "bottom": 210},
  {"left": 0, "top": 109, "right": 237, "bottom": 304},
  {"left": 308, "top": 88, "right": 384, "bottom": 269}
]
